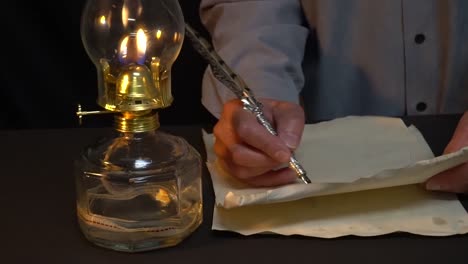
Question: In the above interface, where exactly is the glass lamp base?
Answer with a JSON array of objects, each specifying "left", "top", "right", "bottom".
[
  {"left": 75, "top": 129, "right": 203, "bottom": 252},
  {"left": 77, "top": 210, "right": 202, "bottom": 252}
]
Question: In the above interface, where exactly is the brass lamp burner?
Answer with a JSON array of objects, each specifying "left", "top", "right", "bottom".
[{"left": 77, "top": 3, "right": 183, "bottom": 132}]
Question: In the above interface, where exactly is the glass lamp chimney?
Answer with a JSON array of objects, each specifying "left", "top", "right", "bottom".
[{"left": 81, "top": 0, "right": 184, "bottom": 112}]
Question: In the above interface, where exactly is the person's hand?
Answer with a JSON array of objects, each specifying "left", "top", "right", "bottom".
[
  {"left": 426, "top": 112, "right": 468, "bottom": 193},
  {"left": 213, "top": 98, "right": 305, "bottom": 187}
]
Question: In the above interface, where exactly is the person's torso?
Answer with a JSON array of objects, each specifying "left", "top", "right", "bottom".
[{"left": 300, "top": 0, "right": 468, "bottom": 121}]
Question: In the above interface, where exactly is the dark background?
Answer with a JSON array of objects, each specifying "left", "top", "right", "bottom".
[{"left": 0, "top": 0, "right": 216, "bottom": 130}]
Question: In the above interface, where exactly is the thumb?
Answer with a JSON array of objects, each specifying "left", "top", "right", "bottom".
[
  {"left": 426, "top": 112, "right": 468, "bottom": 192},
  {"left": 425, "top": 163, "right": 468, "bottom": 193},
  {"left": 273, "top": 102, "right": 305, "bottom": 150}
]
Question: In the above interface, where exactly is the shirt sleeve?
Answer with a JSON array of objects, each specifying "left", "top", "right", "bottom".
[{"left": 200, "top": 0, "right": 310, "bottom": 118}]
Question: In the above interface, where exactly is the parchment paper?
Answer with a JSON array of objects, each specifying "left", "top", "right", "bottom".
[{"left": 203, "top": 116, "right": 468, "bottom": 237}]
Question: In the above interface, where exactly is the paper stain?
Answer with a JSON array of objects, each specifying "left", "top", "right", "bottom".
[{"left": 432, "top": 217, "right": 447, "bottom": 225}]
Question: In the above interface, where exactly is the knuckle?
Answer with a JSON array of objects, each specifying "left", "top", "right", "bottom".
[
  {"left": 230, "top": 146, "right": 244, "bottom": 164},
  {"left": 224, "top": 99, "right": 242, "bottom": 110},
  {"left": 227, "top": 143, "right": 243, "bottom": 158},
  {"left": 237, "top": 123, "right": 254, "bottom": 139},
  {"left": 222, "top": 99, "right": 242, "bottom": 117},
  {"left": 213, "top": 140, "right": 227, "bottom": 158},
  {"left": 213, "top": 122, "right": 224, "bottom": 138}
]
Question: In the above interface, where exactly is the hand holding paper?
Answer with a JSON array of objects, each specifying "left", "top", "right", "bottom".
[{"left": 427, "top": 112, "right": 468, "bottom": 192}]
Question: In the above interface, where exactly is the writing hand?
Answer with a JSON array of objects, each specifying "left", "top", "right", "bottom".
[{"left": 213, "top": 99, "right": 305, "bottom": 187}]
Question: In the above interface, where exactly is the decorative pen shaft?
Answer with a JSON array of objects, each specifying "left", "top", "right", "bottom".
[{"left": 184, "top": 24, "right": 311, "bottom": 184}]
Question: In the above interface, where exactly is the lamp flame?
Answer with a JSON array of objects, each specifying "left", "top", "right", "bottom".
[
  {"left": 100, "top": 15, "right": 106, "bottom": 25},
  {"left": 136, "top": 28, "right": 147, "bottom": 62},
  {"left": 119, "top": 36, "right": 129, "bottom": 61},
  {"left": 119, "top": 28, "right": 147, "bottom": 65}
]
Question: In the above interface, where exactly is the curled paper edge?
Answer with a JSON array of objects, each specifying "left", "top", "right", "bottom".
[{"left": 209, "top": 147, "right": 468, "bottom": 209}]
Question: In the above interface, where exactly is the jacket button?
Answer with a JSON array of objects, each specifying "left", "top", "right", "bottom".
[
  {"left": 416, "top": 102, "right": 427, "bottom": 112},
  {"left": 415, "top": 34, "right": 426, "bottom": 44}
]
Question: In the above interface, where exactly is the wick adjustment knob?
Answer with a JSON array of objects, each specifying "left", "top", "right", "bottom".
[{"left": 76, "top": 104, "right": 115, "bottom": 125}]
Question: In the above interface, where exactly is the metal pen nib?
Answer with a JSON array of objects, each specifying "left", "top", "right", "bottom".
[
  {"left": 184, "top": 24, "right": 311, "bottom": 184},
  {"left": 289, "top": 155, "right": 311, "bottom": 184},
  {"left": 299, "top": 174, "right": 312, "bottom": 184}
]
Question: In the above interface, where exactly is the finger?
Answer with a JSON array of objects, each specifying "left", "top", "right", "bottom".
[
  {"left": 233, "top": 109, "right": 291, "bottom": 163},
  {"left": 273, "top": 102, "right": 305, "bottom": 150},
  {"left": 219, "top": 159, "right": 273, "bottom": 180},
  {"left": 426, "top": 163, "right": 468, "bottom": 193},
  {"left": 213, "top": 122, "right": 280, "bottom": 167},
  {"left": 214, "top": 139, "right": 281, "bottom": 168},
  {"left": 242, "top": 168, "right": 298, "bottom": 187}
]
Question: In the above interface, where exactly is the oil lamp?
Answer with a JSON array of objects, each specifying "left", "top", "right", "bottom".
[{"left": 75, "top": 0, "right": 202, "bottom": 252}]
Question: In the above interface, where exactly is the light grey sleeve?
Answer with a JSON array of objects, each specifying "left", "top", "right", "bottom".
[{"left": 200, "top": 0, "right": 309, "bottom": 118}]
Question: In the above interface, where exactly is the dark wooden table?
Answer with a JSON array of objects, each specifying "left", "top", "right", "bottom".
[{"left": 2, "top": 114, "right": 467, "bottom": 263}]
